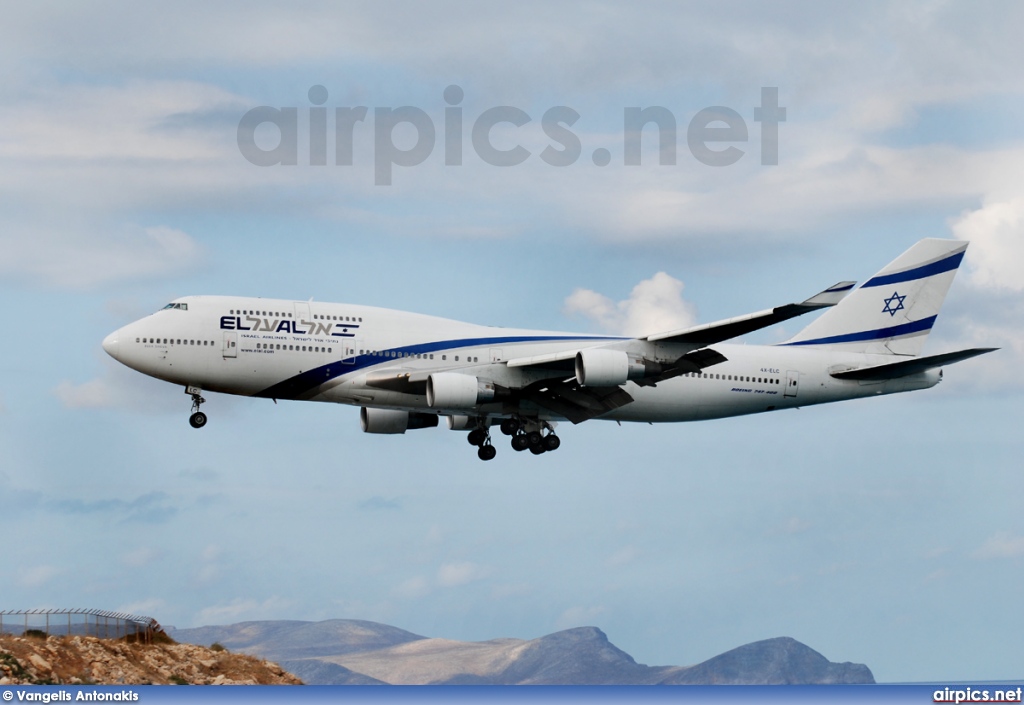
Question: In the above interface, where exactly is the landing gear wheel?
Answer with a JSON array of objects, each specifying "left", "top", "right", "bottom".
[
  {"left": 529, "top": 444, "right": 546, "bottom": 455},
  {"left": 187, "top": 387, "right": 207, "bottom": 429},
  {"left": 511, "top": 435, "right": 529, "bottom": 452},
  {"left": 467, "top": 428, "right": 487, "bottom": 446},
  {"left": 477, "top": 444, "right": 497, "bottom": 461},
  {"left": 526, "top": 430, "right": 543, "bottom": 448},
  {"left": 500, "top": 418, "right": 520, "bottom": 436},
  {"left": 543, "top": 434, "right": 560, "bottom": 451}
]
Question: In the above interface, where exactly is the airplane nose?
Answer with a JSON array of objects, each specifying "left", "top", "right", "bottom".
[{"left": 102, "top": 331, "right": 120, "bottom": 359}]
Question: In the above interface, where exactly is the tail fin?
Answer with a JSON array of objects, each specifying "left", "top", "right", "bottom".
[{"left": 784, "top": 238, "right": 967, "bottom": 356}]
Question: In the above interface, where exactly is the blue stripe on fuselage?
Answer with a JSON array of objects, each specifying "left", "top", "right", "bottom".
[{"left": 253, "top": 334, "right": 623, "bottom": 399}]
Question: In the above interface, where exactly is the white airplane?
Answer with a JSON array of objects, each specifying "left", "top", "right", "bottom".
[{"left": 102, "top": 238, "right": 994, "bottom": 460}]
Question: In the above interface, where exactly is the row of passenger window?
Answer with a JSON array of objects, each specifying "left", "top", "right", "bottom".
[
  {"left": 138, "top": 337, "right": 213, "bottom": 346},
  {"left": 365, "top": 351, "right": 480, "bottom": 362},
  {"left": 684, "top": 371, "right": 779, "bottom": 384},
  {"left": 229, "top": 309, "right": 363, "bottom": 323},
  {"left": 256, "top": 343, "right": 333, "bottom": 353}
]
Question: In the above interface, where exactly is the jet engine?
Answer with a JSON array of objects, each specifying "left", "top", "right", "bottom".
[
  {"left": 574, "top": 348, "right": 646, "bottom": 386},
  {"left": 426, "top": 373, "right": 496, "bottom": 409},
  {"left": 360, "top": 407, "right": 439, "bottom": 434},
  {"left": 446, "top": 415, "right": 474, "bottom": 430},
  {"left": 446, "top": 415, "right": 496, "bottom": 431}
]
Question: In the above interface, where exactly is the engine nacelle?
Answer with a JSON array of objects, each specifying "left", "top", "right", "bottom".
[
  {"left": 446, "top": 413, "right": 497, "bottom": 430},
  {"left": 360, "top": 407, "right": 439, "bottom": 434},
  {"left": 447, "top": 415, "right": 473, "bottom": 430},
  {"left": 426, "top": 373, "right": 496, "bottom": 409},
  {"left": 574, "top": 348, "right": 645, "bottom": 386}
]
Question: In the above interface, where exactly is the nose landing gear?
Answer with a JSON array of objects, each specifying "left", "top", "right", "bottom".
[{"left": 186, "top": 386, "right": 207, "bottom": 429}]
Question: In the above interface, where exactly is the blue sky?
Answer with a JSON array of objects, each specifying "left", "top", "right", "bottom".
[{"left": 2, "top": 1, "right": 1023, "bottom": 683}]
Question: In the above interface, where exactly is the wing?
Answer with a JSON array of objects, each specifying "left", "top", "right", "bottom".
[
  {"left": 645, "top": 281, "right": 855, "bottom": 346},
  {"left": 503, "top": 281, "right": 854, "bottom": 421},
  {"left": 518, "top": 378, "right": 635, "bottom": 424},
  {"left": 515, "top": 347, "right": 730, "bottom": 423},
  {"left": 362, "top": 281, "right": 855, "bottom": 423}
]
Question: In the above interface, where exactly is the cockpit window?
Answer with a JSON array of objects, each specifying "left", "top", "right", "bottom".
[{"left": 162, "top": 303, "right": 188, "bottom": 311}]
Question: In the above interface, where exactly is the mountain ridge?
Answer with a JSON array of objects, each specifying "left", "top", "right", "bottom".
[{"left": 170, "top": 619, "right": 875, "bottom": 686}]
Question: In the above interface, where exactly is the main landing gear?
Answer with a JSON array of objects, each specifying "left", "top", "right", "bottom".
[
  {"left": 466, "top": 426, "right": 497, "bottom": 461},
  {"left": 186, "top": 386, "right": 207, "bottom": 429},
  {"left": 465, "top": 418, "right": 560, "bottom": 461},
  {"left": 501, "top": 418, "right": 560, "bottom": 456}
]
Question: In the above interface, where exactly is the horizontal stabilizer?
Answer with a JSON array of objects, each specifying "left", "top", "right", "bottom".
[
  {"left": 648, "top": 281, "right": 855, "bottom": 347},
  {"left": 830, "top": 348, "right": 997, "bottom": 381}
]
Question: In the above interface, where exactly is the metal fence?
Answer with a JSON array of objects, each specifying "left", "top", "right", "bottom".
[{"left": 0, "top": 609, "right": 166, "bottom": 643}]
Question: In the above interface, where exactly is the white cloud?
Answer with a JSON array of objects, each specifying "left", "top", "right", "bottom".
[
  {"left": 3, "top": 6, "right": 1021, "bottom": 263},
  {"left": 0, "top": 30, "right": 1021, "bottom": 266},
  {"left": 194, "top": 596, "right": 293, "bottom": 626},
  {"left": 392, "top": 562, "right": 490, "bottom": 598},
  {"left": 195, "top": 565, "right": 220, "bottom": 585},
  {"left": 972, "top": 532, "right": 1024, "bottom": 560},
  {"left": 939, "top": 323, "right": 1024, "bottom": 391},
  {"left": 952, "top": 198, "right": 1024, "bottom": 292},
  {"left": 0, "top": 80, "right": 241, "bottom": 163},
  {"left": 5, "top": 4, "right": 1024, "bottom": 105},
  {"left": 190, "top": 545, "right": 226, "bottom": 582},
  {"left": 194, "top": 545, "right": 224, "bottom": 586},
  {"left": 0, "top": 224, "right": 204, "bottom": 290},
  {"left": 121, "top": 547, "right": 163, "bottom": 568},
  {"left": 564, "top": 272, "right": 696, "bottom": 337},
  {"left": 54, "top": 378, "right": 116, "bottom": 409},
  {"left": 0, "top": 4, "right": 1021, "bottom": 273},
  {"left": 54, "top": 358, "right": 192, "bottom": 412},
  {"left": 436, "top": 561, "right": 489, "bottom": 587},
  {"left": 392, "top": 576, "right": 431, "bottom": 599}
]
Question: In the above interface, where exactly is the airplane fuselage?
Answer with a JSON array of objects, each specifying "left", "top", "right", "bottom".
[{"left": 103, "top": 295, "right": 938, "bottom": 425}]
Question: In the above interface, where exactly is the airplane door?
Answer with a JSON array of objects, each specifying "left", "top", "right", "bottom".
[
  {"left": 342, "top": 338, "right": 359, "bottom": 365},
  {"left": 490, "top": 348, "right": 503, "bottom": 363},
  {"left": 294, "top": 302, "right": 311, "bottom": 330},
  {"left": 784, "top": 370, "right": 799, "bottom": 397},
  {"left": 223, "top": 331, "right": 237, "bottom": 358}
]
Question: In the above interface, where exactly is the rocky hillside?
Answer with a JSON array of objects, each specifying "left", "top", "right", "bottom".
[
  {"left": 171, "top": 620, "right": 875, "bottom": 685},
  {"left": 0, "top": 634, "right": 301, "bottom": 685},
  {"left": 172, "top": 619, "right": 424, "bottom": 660},
  {"left": 661, "top": 637, "right": 875, "bottom": 685}
]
